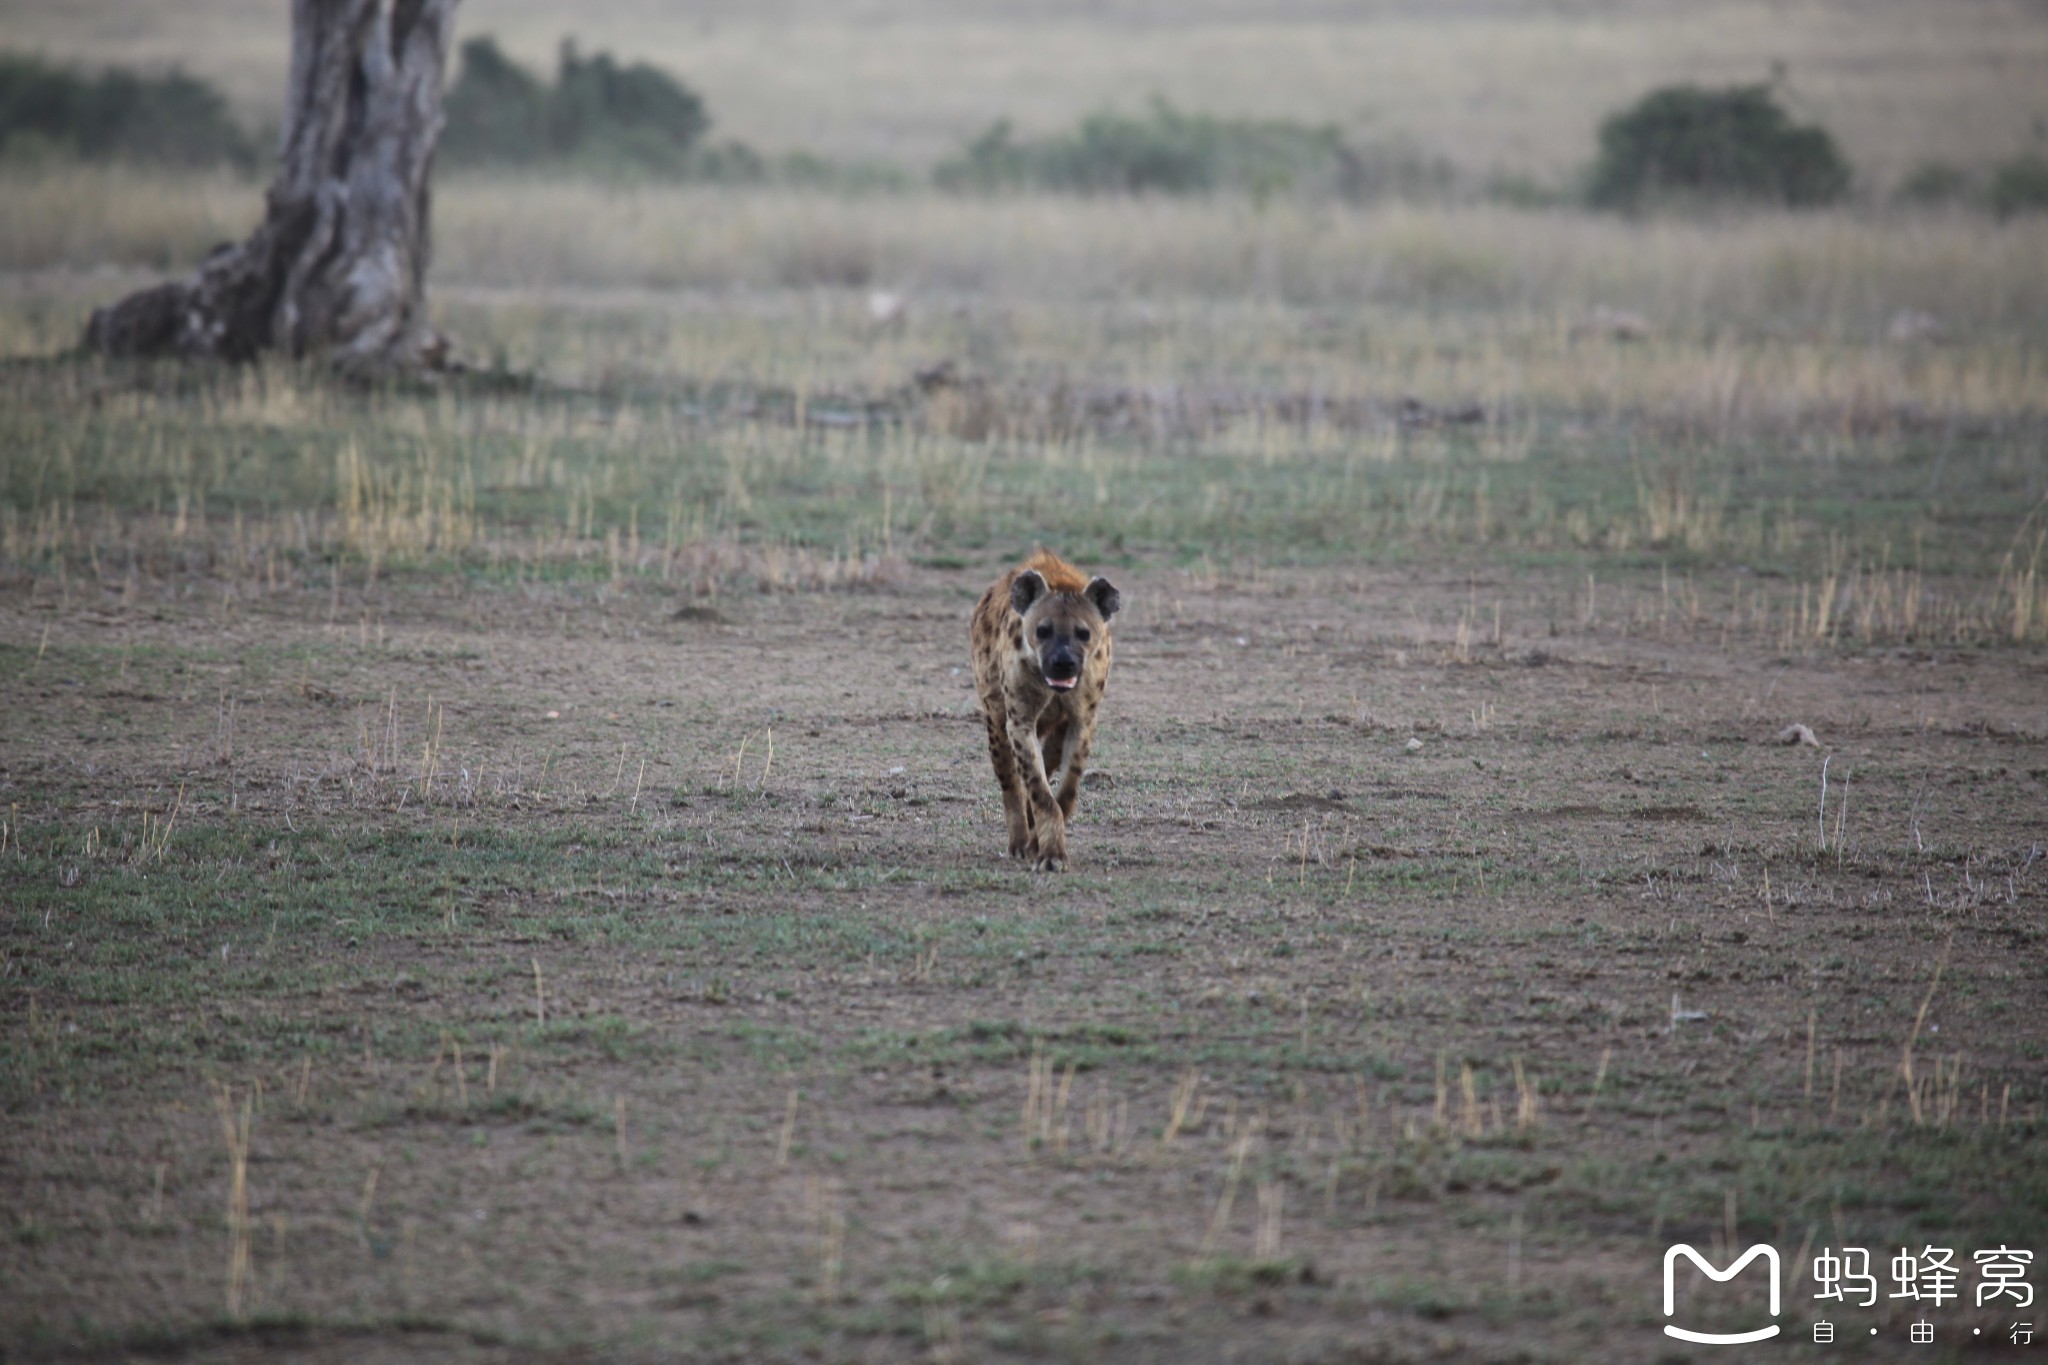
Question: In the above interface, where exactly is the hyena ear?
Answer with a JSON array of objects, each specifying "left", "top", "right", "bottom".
[
  {"left": 1085, "top": 576, "right": 1121, "bottom": 621},
  {"left": 1010, "top": 569, "right": 1047, "bottom": 616}
]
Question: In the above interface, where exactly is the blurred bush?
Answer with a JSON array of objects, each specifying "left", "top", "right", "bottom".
[
  {"left": 439, "top": 35, "right": 548, "bottom": 165},
  {"left": 1893, "top": 160, "right": 1972, "bottom": 207},
  {"left": 443, "top": 37, "right": 709, "bottom": 176},
  {"left": 0, "top": 52, "right": 251, "bottom": 169},
  {"left": 934, "top": 99, "right": 1416, "bottom": 200},
  {"left": 1587, "top": 83, "right": 1850, "bottom": 210},
  {"left": 440, "top": 36, "right": 908, "bottom": 189},
  {"left": 1484, "top": 173, "right": 1569, "bottom": 209},
  {"left": 1988, "top": 153, "right": 2048, "bottom": 219}
]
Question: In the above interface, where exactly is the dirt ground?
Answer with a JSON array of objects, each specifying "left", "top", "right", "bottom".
[{"left": 3, "top": 557, "right": 2045, "bottom": 1362}]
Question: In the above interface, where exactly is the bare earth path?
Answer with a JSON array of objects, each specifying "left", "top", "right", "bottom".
[{"left": 3, "top": 561, "right": 2044, "bottom": 1361}]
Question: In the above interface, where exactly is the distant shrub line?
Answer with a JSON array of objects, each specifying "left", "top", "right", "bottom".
[
  {"left": 931, "top": 98, "right": 1450, "bottom": 202},
  {"left": 0, "top": 52, "right": 251, "bottom": 169},
  {"left": 442, "top": 37, "right": 707, "bottom": 176},
  {"left": 440, "top": 36, "right": 905, "bottom": 190},
  {"left": 4, "top": 43, "right": 2045, "bottom": 218}
]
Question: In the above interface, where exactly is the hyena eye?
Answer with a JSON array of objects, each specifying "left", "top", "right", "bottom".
[
  {"left": 1035, "top": 624, "right": 1052, "bottom": 640},
  {"left": 1075, "top": 627, "right": 1091, "bottom": 642}
]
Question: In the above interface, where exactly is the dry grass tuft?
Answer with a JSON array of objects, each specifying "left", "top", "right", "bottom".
[{"left": 208, "top": 1081, "right": 254, "bottom": 1319}]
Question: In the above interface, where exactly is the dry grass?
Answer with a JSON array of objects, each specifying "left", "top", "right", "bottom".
[
  {"left": 0, "top": 165, "right": 260, "bottom": 275},
  {"left": 1, "top": 339, "right": 2041, "bottom": 646},
  {"left": 427, "top": 186, "right": 2048, "bottom": 337},
  {"left": 5, "top": 175, "right": 2045, "bottom": 448},
  {"left": 12, "top": 172, "right": 2047, "bottom": 335}
]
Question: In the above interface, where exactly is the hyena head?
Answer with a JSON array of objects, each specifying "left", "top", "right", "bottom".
[{"left": 1011, "top": 570, "right": 1120, "bottom": 692}]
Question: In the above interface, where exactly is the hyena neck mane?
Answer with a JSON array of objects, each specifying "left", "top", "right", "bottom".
[{"left": 1021, "top": 549, "right": 1090, "bottom": 596}]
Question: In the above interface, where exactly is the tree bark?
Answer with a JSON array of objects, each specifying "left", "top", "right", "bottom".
[{"left": 86, "top": 0, "right": 459, "bottom": 370}]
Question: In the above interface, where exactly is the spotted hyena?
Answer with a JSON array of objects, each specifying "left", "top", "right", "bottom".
[{"left": 969, "top": 550, "right": 1121, "bottom": 871}]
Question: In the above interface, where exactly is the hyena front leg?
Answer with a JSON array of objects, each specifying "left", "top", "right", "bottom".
[
  {"left": 1006, "top": 715, "right": 1066, "bottom": 872},
  {"left": 984, "top": 711, "right": 1030, "bottom": 858}
]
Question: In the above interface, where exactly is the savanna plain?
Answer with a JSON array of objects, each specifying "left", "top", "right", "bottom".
[{"left": 4, "top": 2, "right": 2048, "bottom": 1361}]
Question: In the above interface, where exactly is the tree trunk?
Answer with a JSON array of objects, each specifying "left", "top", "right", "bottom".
[{"left": 86, "top": 0, "right": 459, "bottom": 370}]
